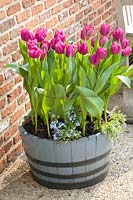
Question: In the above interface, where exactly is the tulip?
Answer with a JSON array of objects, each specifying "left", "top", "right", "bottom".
[
  {"left": 81, "top": 25, "right": 94, "bottom": 40},
  {"left": 21, "top": 29, "right": 34, "bottom": 41},
  {"left": 77, "top": 42, "right": 88, "bottom": 55},
  {"left": 112, "top": 28, "right": 124, "bottom": 41},
  {"left": 28, "top": 46, "right": 40, "bottom": 58},
  {"left": 27, "top": 39, "right": 37, "bottom": 49},
  {"left": 91, "top": 37, "right": 96, "bottom": 47},
  {"left": 65, "top": 44, "right": 75, "bottom": 57},
  {"left": 122, "top": 47, "right": 132, "bottom": 56},
  {"left": 121, "top": 38, "right": 130, "bottom": 49},
  {"left": 100, "top": 23, "right": 110, "bottom": 36},
  {"left": 96, "top": 47, "right": 107, "bottom": 59},
  {"left": 55, "top": 40, "right": 65, "bottom": 54},
  {"left": 40, "top": 49, "right": 46, "bottom": 61},
  {"left": 50, "top": 38, "right": 56, "bottom": 50},
  {"left": 54, "top": 29, "right": 65, "bottom": 42},
  {"left": 110, "top": 42, "right": 121, "bottom": 55},
  {"left": 41, "top": 41, "right": 50, "bottom": 51},
  {"left": 35, "top": 27, "right": 47, "bottom": 42},
  {"left": 99, "top": 36, "right": 109, "bottom": 47},
  {"left": 89, "top": 53, "right": 100, "bottom": 65}
]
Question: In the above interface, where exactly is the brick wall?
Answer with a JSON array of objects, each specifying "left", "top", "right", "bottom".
[{"left": 0, "top": 0, "right": 117, "bottom": 174}]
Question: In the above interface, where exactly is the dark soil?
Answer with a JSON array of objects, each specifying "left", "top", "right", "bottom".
[{"left": 23, "top": 117, "right": 98, "bottom": 140}]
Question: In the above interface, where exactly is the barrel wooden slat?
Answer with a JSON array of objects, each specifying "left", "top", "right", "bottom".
[{"left": 19, "top": 126, "right": 112, "bottom": 189}]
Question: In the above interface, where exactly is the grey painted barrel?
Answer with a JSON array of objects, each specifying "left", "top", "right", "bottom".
[{"left": 19, "top": 126, "right": 112, "bottom": 189}]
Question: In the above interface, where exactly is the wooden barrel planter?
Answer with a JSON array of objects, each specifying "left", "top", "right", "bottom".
[{"left": 19, "top": 126, "right": 112, "bottom": 189}]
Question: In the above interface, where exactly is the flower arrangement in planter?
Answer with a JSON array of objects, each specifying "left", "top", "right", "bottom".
[{"left": 6, "top": 23, "right": 133, "bottom": 189}]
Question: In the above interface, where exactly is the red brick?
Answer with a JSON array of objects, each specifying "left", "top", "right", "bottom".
[
  {"left": 17, "top": 94, "right": 26, "bottom": 105},
  {"left": 32, "top": 4, "right": 43, "bottom": 16},
  {"left": 10, "top": 26, "right": 23, "bottom": 39},
  {"left": 15, "top": 75, "right": 23, "bottom": 83},
  {"left": 102, "top": 11, "right": 109, "bottom": 20},
  {"left": 0, "top": 135, "right": 4, "bottom": 146},
  {"left": 45, "top": 0, "right": 56, "bottom": 9},
  {"left": 7, "top": 143, "right": 23, "bottom": 162},
  {"left": 46, "top": 16, "right": 57, "bottom": 28},
  {"left": 13, "top": 132, "right": 21, "bottom": 144},
  {"left": 89, "top": 11, "right": 97, "bottom": 20},
  {"left": 0, "top": 57, "right": 11, "bottom": 70},
  {"left": 84, "top": 6, "right": 92, "bottom": 15},
  {"left": 7, "top": 86, "right": 22, "bottom": 103},
  {"left": 0, "top": 10, "right": 5, "bottom": 20},
  {"left": 10, "top": 107, "right": 24, "bottom": 124},
  {"left": 101, "top": 0, "right": 107, "bottom": 3},
  {"left": 0, "top": 0, "right": 12, "bottom": 7},
  {"left": 3, "top": 41, "right": 18, "bottom": 56},
  {"left": 4, "top": 123, "right": 18, "bottom": 141},
  {"left": 0, "top": 157, "right": 7, "bottom": 174},
  {"left": 39, "top": 11, "right": 51, "bottom": 24},
  {"left": 22, "top": 0, "right": 35, "bottom": 8},
  {"left": 7, "top": 2, "right": 21, "bottom": 16},
  {"left": 0, "top": 97, "right": 6, "bottom": 109},
  {"left": 3, "top": 140, "right": 13, "bottom": 154},
  {"left": 75, "top": 10, "right": 84, "bottom": 22},
  {"left": 25, "top": 101, "right": 31, "bottom": 111},
  {"left": 16, "top": 10, "right": 30, "bottom": 23},
  {"left": 12, "top": 51, "right": 21, "bottom": 61},
  {"left": 105, "top": 1, "right": 111, "bottom": 9},
  {"left": 0, "top": 80, "right": 14, "bottom": 96},
  {"left": 97, "top": 6, "right": 104, "bottom": 15},
  {"left": 63, "top": 0, "right": 72, "bottom": 8},
  {"left": 26, "top": 18, "right": 38, "bottom": 30},
  {"left": 52, "top": 4, "right": 63, "bottom": 14},
  {"left": 65, "top": 16, "right": 75, "bottom": 27},
  {"left": 47, "top": 31, "right": 53, "bottom": 40},
  {"left": 1, "top": 102, "right": 17, "bottom": 119},
  {"left": 92, "top": 0, "right": 101, "bottom": 9},
  {"left": 0, "top": 74, "right": 4, "bottom": 85},
  {"left": 69, "top": 4, "right": 79, "bottom": 15},
  {"left": 0, "top": 18, "right": 16, "bottom": 33},
  {"left": 58, "top": 11, "right": 68, "bottom": 21},
  {"left": 94, "top": 16, "right": 101, "bottom": 26},
  {"left": 0, "top": 34, "right": 10, "bottom": 46}
]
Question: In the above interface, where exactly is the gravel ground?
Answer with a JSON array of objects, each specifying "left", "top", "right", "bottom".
[{"left": 0, "top": 125, "right": 133, "bottom": 200}]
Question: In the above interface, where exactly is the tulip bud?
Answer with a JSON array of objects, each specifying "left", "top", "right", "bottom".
[
  {"left": 122, "top": 47, "right": 132, "bottom": 56},
  {"left": 96, "top": 47, "right": 107, "bottom": 59},
  {"left": 65, "top": 44, "right": 75, "bottom": 57},
  {"left": 35, "top": 27, "right": 47, "bottom": 42},
  {"left": 89, "top": 53, "right": 100, "bottom": 65},
  {"left": 91, "top": 37, "right": 96, "bottom": 47},
  {"left": 110, "top": 42, "right": 121, "bottom": 55},
  {"left": 121, "top": 38, "right": 130, "bottom": 49},
  {"left": 28, "top": 46, "right": 40, "bottom": 58},
  {"left": 77, "top": 42, "right": 88, "bottom": 55},
  {"left": 21, "top": 29, "right": 34, "bottom": 41},
  {"left": 80, "top": 25, "right": 94, "bottom": 40},
  {"left": 112, "top": 28, "right": 124, "bottom": 41},
  {"left": 99, "top": 36, "right": 109, "bottom": 47},
  {"left": 100, "top": 23, "right": 110, "bottom": 36},
  {"left": 55, "top": 40, "right": 65, "bottom": 54}
]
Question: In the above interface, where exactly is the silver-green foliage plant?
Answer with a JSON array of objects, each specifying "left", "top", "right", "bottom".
[{"left": 6, "top": 23, "right": 133, "bottom": 140}]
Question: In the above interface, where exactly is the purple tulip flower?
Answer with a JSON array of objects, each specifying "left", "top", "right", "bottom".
[
  {"left": 121, "top": 38, "right": 130, "bottom": 49},
  {"left": 35, "top": 27, "right": 47, "bottom": 42},
  {"left": 54, "top": 29, "right": 65, "bottom": 42},
  {"left": 89, "top": 53, "right": 100, "bottom": 65},
  {"left": 21, "top": 28, "right": 34, "bottom": 41},
  {"left": 99, "top": 36, "right": 109, "bottom": 47},
  {"left": 96, "top": 47, "right": 107, "bottom": 59},
  {"left": 81, "top": 25, "right": 94, "bottom": 40},
  {"left": 28, "top": 46, "right": 40, "bottom": 58},
  {"left": 112, "top": 28, "right": 124, "bottom": 41},
  {"left": 77, "top": 42, "right": 88, "bottom": 55},
  {"left": 27, "top": 39, "right": 37, "bottom": 49},
  {"left": 65, "top": 44, "right": 75, "bottom": 57},
  {"left": 122, "top": 47, "right": 132, "bottom": 56},
  {"left": 55, "top": 40, "right": 65, "bottom": 54},
  {"left": 110, "top": 42, "right": 121, "bottom": 55},
  {"left": 91, "top": 37, "right": 96, "bottom": 47},
  {"left": 100, "top": 23, "right": 110, "bottom": 36}
]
